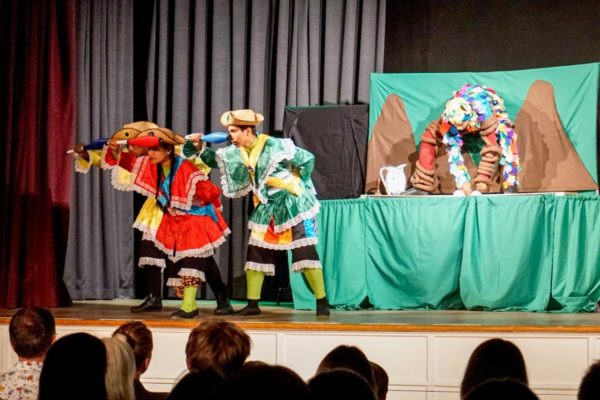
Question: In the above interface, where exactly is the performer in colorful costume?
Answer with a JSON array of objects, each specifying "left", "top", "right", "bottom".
[
  {"left": 186, "top": 109, "right": 330, "bottom": 316},
  {"left": 105, "top": 127, "right": 233, "bottom": 318},
  {"left": 409, "top": 84, "right": 520, "bottom": 196}
]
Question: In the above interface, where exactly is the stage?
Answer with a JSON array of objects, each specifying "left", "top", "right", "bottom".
[{"left": 2, "top": 301, "right": 600, "bottom": 400}]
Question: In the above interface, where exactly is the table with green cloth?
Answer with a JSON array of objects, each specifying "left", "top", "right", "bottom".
[{"left": 290, "top": 194, "right": 600, "bottom": 312}]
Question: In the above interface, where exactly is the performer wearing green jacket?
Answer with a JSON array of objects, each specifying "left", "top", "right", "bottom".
[{"left": 185, "top": 109, "right": 330, "bottom": 316}]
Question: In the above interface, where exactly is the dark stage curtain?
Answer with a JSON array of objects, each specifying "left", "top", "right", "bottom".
[
  {"left": 142, "top": 0, "right": 385, "bottom": 299},
  {"left": 63, "top": 1, "right": 136, "bottom": 299},
  {"left": 0, "top": 0, "right": 76, "bottom": 307}
]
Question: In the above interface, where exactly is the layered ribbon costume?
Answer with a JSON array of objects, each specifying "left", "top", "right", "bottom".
[
  {"left": 411, "top": 84, "right": 521, "bottom": 193},
  {"left": 189, "top": 133, "right": 328, "bottom": 312},
  {"left": 103, "top": 148, "right": 230, "bottom": 299}
]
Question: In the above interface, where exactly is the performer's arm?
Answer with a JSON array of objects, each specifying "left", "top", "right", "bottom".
[
  {"left": 289, "top": 146, "right": 315, "bottom": 181},
  {"left": 182, "top": 140, "right": 219, "bottom": 169},
  {"left": 194, "top": 178, "right": 222, "bottom": 205}
]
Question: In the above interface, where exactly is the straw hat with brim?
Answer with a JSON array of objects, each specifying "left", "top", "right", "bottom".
[
  {"left": 110, "top": 121, "right": 159, "bottom": 140},
  {"left": 220, "top": 109, "right": 264, "bottom": 128},
  {"left": 136, "top": 128, "right": 186, "bottom": 145}
]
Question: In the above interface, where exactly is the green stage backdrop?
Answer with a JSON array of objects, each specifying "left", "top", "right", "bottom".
[{"left": 369, "top": 63, "right": 599, "bottom": 182}]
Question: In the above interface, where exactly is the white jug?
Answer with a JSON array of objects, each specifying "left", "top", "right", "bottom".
[{"left": 379, "top": 164, "right": 407, "bottom": 195}]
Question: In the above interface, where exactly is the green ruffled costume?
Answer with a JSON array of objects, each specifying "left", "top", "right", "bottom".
[{"left": 186, "top": 135, "right": 320, "bottom": 235}]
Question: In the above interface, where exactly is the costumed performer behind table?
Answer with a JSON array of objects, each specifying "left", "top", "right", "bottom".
[
  {"left": 105, "top": 127, "right": 233, "bottom": 318},
  {"left": 407, "top": 84, "right": 521, "bottom": 196},
  {"left": 184, "top": 109, "right": 330, "bottom": 316}
]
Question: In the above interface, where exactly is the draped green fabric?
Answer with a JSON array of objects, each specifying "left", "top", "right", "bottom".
[
  {"left": 290, "top": 199, "right": 368, "bottom": 310},
  {"left": 460, "top": 196, "right": 554, "bottom": 311},
  {"left": 551, "top": 196, "right": 600, "bottom": 312},
  {"left": 291, "top": 195, "right": 600, "bottom": 312}
]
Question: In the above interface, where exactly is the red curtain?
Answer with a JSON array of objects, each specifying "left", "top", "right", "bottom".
[{"left": 0, "top": 0, "right": 75, "bottom": 307}]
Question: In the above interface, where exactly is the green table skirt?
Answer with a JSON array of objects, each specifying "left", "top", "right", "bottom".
[{"left": 290, "top": 195, "right": 600, "bottom": 312}]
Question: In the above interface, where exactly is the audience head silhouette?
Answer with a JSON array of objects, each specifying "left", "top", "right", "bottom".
[
  {"left": 463, "top": 378, "right": 538, "bottom": 400},
  {"left": 578, "top": 360, "right": 600, "bottom": 400},
  {"left": 309, "top": 368, "right": 376, "bottom": 400},
  {"left": 461, "top": 338, "right": 528, "bottom": 398},
  {"left": 316, "top": 345, "right": 375, "bottom": 388},
  {"left": 209, "top": 364, "right": 313, "bottom": 400},
  {"left": 38, "top": 332, "right": 107, "bottom": 400}
]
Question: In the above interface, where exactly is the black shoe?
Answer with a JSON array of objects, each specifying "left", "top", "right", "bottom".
[
  {"left": 214, "top": 293, "right": 234, "bottom": 315},
  {"left": 505, "top": 186, "right": 519, "bottom": 194},
  {"left": 316, "top": 297, "right": 331, "bottom": 316},
  {"left": 131, "top": 294, "right": 163, "bottom": 313},
  {"left": 170, "top": 308, "right": 200, "bottom": 319},
  {"left": 235, "top": 300, "right": 261, "bottom": 316}
]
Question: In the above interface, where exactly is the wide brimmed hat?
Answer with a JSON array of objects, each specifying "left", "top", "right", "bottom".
[
  {"left": 111, "top": 121, "right": 159, "bottom": 140},
  {"left": 136, "top": 127, "right": 186, "bottom": 145},
  {"left": 220, "top": 109, "right": 264, "bottom": 127}
]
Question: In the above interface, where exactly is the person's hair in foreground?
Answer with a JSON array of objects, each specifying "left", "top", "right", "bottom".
[
  {"left": 38, "top": 332, "right": 107, "bottom": 400},
  {"left": 103, "top": 335, "right": 136, "bottom": 400},
  {"left": 9, "top": 306, "right": 55, "bottom": 358},
  {"left": 113, "top": 321, "right": 154, "bottom": 377},
  {"left": 208, "top": 364, "right": 313, "bottom": 400},
  {"left": 166, "top": 368, "right": 223, "bottom": 400},
  {"left": 463, "top": 378, "right": 538, "bottom": 400},
  {"left": 185, "top": 319, "right": 251, "bottom": 375},
  {"left": 370, "top": 361, "right": 389, "bottom": 400},
  {"left": 578, "top": 360, "right": 600, "bottom": 400},
  {"left": 460, "top": 338, "right": 528, "bottom": 398},
  {"left": 309, "top": 368, "right": 376, "bottom": 400},
  {"left": 316, "top": 345, "right": 375, "bottom": 388}
]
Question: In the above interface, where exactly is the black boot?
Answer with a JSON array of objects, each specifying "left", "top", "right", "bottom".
[
  {"left": 131, "top": 293, "right": 163, "bottom": 313},
  {"left": 214, "top": 292, "right": 234, "bottom": 315},
  {"left": 235, "top": 299, "right": 261, "bottom": 316},
  {"left": 316, "top": 297, "right": 331, "bottom": 316},
  {"left": 170, "top": 308, "right": 200, "bottom": 319}
]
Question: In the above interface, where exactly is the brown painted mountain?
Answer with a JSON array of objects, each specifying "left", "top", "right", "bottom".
[
  {"left": 515, "top": 80, "right": 597, "bottom": 192},
  {"left": 365, "top": 82, "right": 598, "bottom": 194}
]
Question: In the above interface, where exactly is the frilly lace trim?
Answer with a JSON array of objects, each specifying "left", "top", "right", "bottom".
[
  {"left": 248, "top": 203, "right": 320, "bottom": 233},
  {"left": 291, "top": 260, "right": 322, "bottom": 272},
  {"left": 166, "top": 278, "right": 181, "bottom": 287},
  {"left": 130, "top": 157, "right": 155, "bottom": 198},
  {"left": 177, "top": 268, "right": 206, "bottom": 280},
  {"left": 134, "top": 227, "right": 230, "bottom": 262},
  {"left": 170, "top": 169, "right": 208, "bottom": 210},
  {"left": 138, "top": 257, "right": 166, "bottom": 269},
  {"left": 111, "top": 167, "right": 134, "bottom": 192},
  {"left": 248, "top": 236, "right": 318, "bottom": 250},
  {"left": 244, "top": 261, "right": 276, "bottom": 276},
  {"left": 74, "top": 155, "right": 92, "bottom": 174},
  {"left": 214, "top": 148, "right": 253, "bottom": 198},
  {"left": 100, "top": 145, "right": 117, "bottom": 170}
]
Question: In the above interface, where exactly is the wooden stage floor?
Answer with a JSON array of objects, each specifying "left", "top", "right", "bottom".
[{"left": 2, "top": 300, "right": 600, "bottom": 333}]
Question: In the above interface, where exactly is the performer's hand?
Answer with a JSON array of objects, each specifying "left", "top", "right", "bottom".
[
  {"left": 191, "top": 134, "right": 206, "bottom": 151},
  {"left": 480, "top": 115, "right": 498, "bottom": 136},
  {"left": 426, "top": 120, "right": 440, "bottom": 135},
  {"left": 108, "top": 138, "right": 120, "bottom": 151},
  {"left": 72, "top": 143, "right": 90, "bottom": 161}
]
